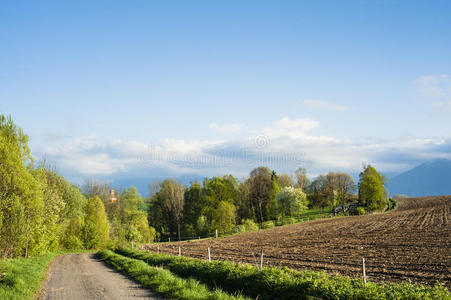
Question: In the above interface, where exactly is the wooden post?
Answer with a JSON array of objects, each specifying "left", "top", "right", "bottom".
[
  {"left": 215, "top": 229, "right": 218, "bottom": 238},
  {"left": 362, "top": 257, "right": 367, "bottom": 285},
  {"left": 178, "top": 223, "right": 181, "bottom": 241},
  {"left": 208, "top": 247, "right": 211, "bottom": 262},
  {"left": 178, "top": 247, "right": 181, "bottom": 256},
  {"left": 260, "top": 249, "right": 264, "bottom": 270}
]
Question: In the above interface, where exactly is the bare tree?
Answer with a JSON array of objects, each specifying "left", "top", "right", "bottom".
[
  {"left": 295, "top": 167, "right": 309, "bottom": 191},
  {"left": 278, "top": 173, "right": 294, "bottom": 188}
]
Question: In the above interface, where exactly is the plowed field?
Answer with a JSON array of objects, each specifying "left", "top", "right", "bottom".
[{"left": 142, "top": 196, "right": 451, "bottom": 287}]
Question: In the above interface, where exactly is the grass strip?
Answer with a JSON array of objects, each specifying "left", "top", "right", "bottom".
[
  {"left": 117, "top": 247, "right": 450, "bottom": 300},
  {"left": 0, "top": 252, "right": 61, "bottom": 300},
  {"left": 96, "top": 249, "right": 249, "bottom": 300}
]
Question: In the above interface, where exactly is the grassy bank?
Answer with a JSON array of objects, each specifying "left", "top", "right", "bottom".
[
  {"left": 96, "top": 249, "right": 249, "bottom": 300},
  {"left": 117, "top": 247, "right": 450, "bottom": 300},
  {"left": 0, "top": 252, "right": 61, "bottom": 300}
]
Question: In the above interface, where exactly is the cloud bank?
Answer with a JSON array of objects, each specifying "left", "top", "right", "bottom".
[{"left": 32, "top": 117, "right": 451, "bottom": 184}]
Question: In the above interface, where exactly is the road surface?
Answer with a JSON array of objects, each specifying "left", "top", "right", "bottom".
[{"left": 40, "top": 253, "right": 163, "bottom": 300}]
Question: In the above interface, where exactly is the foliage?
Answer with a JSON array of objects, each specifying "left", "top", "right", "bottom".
[
  {"left": 276, "top": 187, "right": 308, "bottom": 217},
  {"left": 82, "top": 196, "right": 109, "bottom": 249},
  {"left": 96, "top": 249, "right": 249, "bottom": 300},
  {"left": 212, "top": 201, "right": 236, "bottom": 234},
  {"left": 261, "top": 220, "right": 275, "bottom": 229},
  {"left": 117, "top": 247, "right": 451, "bottom": 300},
  {"left": 234, "top": 219, "right": 259, "bottom": 233},
  {"left": 356, "top": 207, "right": 366, "bottom": 215},
  {"left": 358, "top": 165, "right": 388, "bottom": 212}
]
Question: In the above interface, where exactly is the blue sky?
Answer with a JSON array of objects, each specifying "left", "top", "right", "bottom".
[{"left": 1, "top": 1, "right": 451, "bottom": 184}]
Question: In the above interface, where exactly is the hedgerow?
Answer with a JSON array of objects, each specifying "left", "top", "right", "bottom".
[{"left": 116, "top": 247, "right": 450, "bottom": 300}]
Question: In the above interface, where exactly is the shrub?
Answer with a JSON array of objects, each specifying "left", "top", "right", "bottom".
[
  {"left": 281, "top": 217, "right": 296, "bottom": 225},
  {"left": 261, "top": 221, "right": 275, "bottom": 229},
  {"left": 356, "top": 207, "right": 366, "bottom": 215},
  {"left": 235, "top": 219, "right": 259, "bottom": 233}
]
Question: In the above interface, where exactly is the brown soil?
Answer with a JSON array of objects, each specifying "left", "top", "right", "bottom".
[{"left": 142, "top": 196, "right": 451, "bottom": 287}]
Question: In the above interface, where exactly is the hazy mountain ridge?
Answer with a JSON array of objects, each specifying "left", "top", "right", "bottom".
[{"left": 388, "top": 159, "right": 451, "bottom": 197}]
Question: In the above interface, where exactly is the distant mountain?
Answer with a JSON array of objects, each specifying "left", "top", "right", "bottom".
[
  {"left": 388, "top": 159, "right": 451, "bottom": 197},
  {"left": 112, "top": 174, "right": 205, "bottom": 197}
]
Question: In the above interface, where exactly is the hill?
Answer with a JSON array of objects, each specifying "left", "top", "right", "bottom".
[{"left": 388, "top": 158, "right": 451, "bottom": 197}]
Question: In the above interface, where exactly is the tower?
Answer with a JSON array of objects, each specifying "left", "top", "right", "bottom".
[{"left": 108, "top": 189, "right": 117, "bottom": 203}]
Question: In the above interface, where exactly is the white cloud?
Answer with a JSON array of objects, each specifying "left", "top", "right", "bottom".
[
  {"left": 209, "top": 122, "right": 243, "bottom": 133},
  {"left": 258, "top": 117, "right": 336, "bottom": 144},
  {"left": 32, "top": 117, "right": 451, "bottom": 182},
  {"left": 302, "top": 99, "right": 350, "bottom": 112},
  {"left": 413, "top": 74, "right": 451, "bottom": 98}
]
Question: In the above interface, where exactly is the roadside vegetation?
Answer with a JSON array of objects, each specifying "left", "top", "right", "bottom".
[
  {"left": 97, "top": 249, "right": 249, "bottom": 300},
  {"left": 115, "top": 247, "right": 450, "bottom": 300},
  {"left": 0, "top": 252, "right": 60, "bottom": 300}
]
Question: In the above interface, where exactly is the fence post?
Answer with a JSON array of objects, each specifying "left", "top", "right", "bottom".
[
  {"left": 260, "top": 249, "right": 264, "bottom": 270},
  {"left": 215, "top": 229, "right": 218, "bottom": 238},
  {"left": 362, "top": 257, "right": 367, "bottom": 285},
  {"left": 208, "top": 247, "right": 211, "bottom": 262},
  {"left": 178, "top": 247, "right": 181, "bottom": 256}
]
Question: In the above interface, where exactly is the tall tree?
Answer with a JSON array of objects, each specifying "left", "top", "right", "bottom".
[
  {"left": 183, "top": 181, "right": 205, "bottom": 235},
  {"left": 0, "top": 115, "right": 44, "bottom": 258},
  {"left": 248, "top": 167, "right": 273, "bottom": 223},
  {"left": 157, "top": 179, "right": 185, "bottom": 239},
  {"left": 82, "top": 196, "right": 109, "bottom": 249},
  {"left": 278, "top": 173, "right": 294, "bottom": 188},
  {"left": 295, "top": 167, "right": 310, "bottom": 191},
  {"left": 358, "top": 165, "right": 388, "bottom": 211}
]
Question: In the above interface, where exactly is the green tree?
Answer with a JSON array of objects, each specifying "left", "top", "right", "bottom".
[
  {"left": 82, "top": 196, "right": 109, "bottom": 249},
  {"left": 156, "top": 179, "right": 185, "bottom": 239},
  {"left": 306, "top": 175, "right": 329, "bottom": 211},
  {"left": 358, "top": 165, "right": 388, "bottom": 211},
  {"left": 212, "top": 201, "right": 236, "bottom": 234},
  {"left": 202, "top": 175, "right": 237, "bottom": 232},
  {"left": 276, "top": 187, "right": 308, "bottom": 217},
  {"left": 182, "top": 182, "right": 205, "bottom": 235},
  {"left": 248, "top": 167, "right": 273, "bottom": 223},
  {"left": 0, "top": 115, "right": 44, "bottom": 258}
]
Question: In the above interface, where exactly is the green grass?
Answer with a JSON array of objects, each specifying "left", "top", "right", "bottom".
[
  {"left": 96, "top": 249, "right": 249, "bottom": 300},
  {"left": 0, "top": 252, "right": 61, "bottom": 300},
  {"left": 117, "top": 247, "right": 450, "bottom": 300}
]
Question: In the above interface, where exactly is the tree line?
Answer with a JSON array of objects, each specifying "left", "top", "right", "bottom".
[
  {"left": 0, "top": 115, "right": 154, "bottom": 258},
  {"left": 147, "top": 164, "right": 389, "bottom": 241},
  {"left": 0, "top": 114, "right": 389, "bottom": 257}
]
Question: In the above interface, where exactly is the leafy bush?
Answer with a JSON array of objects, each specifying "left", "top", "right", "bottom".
[
  {"left": 261, "top": 221, "right": 275, "bottom": 229},
  {"left": 281, "top": 217, "right": 296, "bottom": 225},
  {"left": 234, "top": 219, "right": 259, "bottom": 233},
  {"left": 116, "top": 247, "right": 450, "bottom": 300},
  {"left": 97, "top": 249, "right": 248, "bottom": 300},
  {"left": 356, "top": 207, "right": 366, "bottom": 215}
]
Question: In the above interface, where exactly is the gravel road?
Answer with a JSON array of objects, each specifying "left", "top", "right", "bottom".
[{"left": 40, "top": 253, "right": 163, "bottom": 300}]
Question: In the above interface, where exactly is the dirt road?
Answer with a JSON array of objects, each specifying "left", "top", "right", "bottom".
[{"left": 41, "top": 253, "right": 163, "bottom": 300}]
